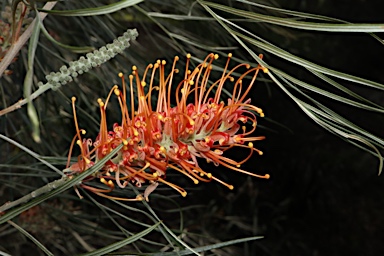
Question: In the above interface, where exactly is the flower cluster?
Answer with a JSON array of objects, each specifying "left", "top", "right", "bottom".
[{"left": 67, "top": 53, "right": 269, "bottom": 201}]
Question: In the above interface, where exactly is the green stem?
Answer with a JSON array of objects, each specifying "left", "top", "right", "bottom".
[{"left": 0, "top": 176, "right": 68, "bottom": 213}]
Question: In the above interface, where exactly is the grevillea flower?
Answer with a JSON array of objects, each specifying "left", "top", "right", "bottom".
[{"left": 66, "top": 53, "right": 269, "bottom": 201}]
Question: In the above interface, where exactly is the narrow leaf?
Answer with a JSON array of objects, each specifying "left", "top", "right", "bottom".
[
  {"left": 203, "top": 1, "right": 384, "bottom": 32},
  {"left": 8, "top": 220, "right": 54, "bottom": 256},
  {"left": 80, "top": 222, "right": 161, "bottom": 256},
  {"left": 38, "top": 0, "right": 143, "bottom": 16},
  {"left": 152, "top": 236, "right": 263, "bottom": 256},
  {"left": 0, "top": 144, "right": 123, "bottom": 224}
]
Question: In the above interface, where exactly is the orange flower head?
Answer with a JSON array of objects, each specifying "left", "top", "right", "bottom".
[{"left": 67, "top": 53, "right": 269, "bottom": 200}]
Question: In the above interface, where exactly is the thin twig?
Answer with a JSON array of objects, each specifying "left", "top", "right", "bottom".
[
  {"left": 0, "top": 1, "right": 57, "bottom": 78},
  {"left": 0, "top": 80, "right": 49, "bottom": 116}
]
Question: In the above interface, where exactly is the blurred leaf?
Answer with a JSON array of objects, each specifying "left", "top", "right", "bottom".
[
  {"left": 0, "top": 144, "right": 123, "bottom": 224},
  {"left": 269, "top": 67, "right": 384, "bottom": 113},
  {"left": 80, "top": 222, "right": 161, "bottom": 256},
  {"left": 24, "top": 6, "right": 41, "bottom": 143},
  {"left": 39, "top": 21, "right": 94, "bottom": 53},
  {"left": 151, "top": 236, "right": 263, "bottom": 255},
  {"left": 130, "top": 185, "right": 200, "bottom": 256},
  {"left": 203, "top": 1, "right": 384, "bottom": 32},
  {"left": 235, "top": 0, "right": 384, "bottom": 44},
  {"left": 38, "top": 0, "right": 143, "bottom": 16},
  {"left": 0, "top": 134, "right": 63, "bottom": 175},
  {"left": 8, "top": 220, "right": 54, "bottom": 256}
]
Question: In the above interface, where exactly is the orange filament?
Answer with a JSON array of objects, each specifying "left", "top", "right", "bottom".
[
  {"left": 211, "top": 175, "right": 234, "bottom": 190},
  {"left": 155, "top": 176, "right": 187, "bottom": 197}
]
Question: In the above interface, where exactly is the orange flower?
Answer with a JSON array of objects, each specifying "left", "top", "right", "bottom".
[{"left": 67, "top": 53, "right": 269, "bottom": 200}]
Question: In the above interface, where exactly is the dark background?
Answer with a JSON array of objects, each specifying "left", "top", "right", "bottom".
[
  {"left": 175, "top": 1, "right": 384, "bottom": 255},
  {"left": 241, "top": 1, "right": 380, "bottom": 255}
]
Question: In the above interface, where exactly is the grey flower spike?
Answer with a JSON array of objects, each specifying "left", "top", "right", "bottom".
[{"left": 40, "top": 28, "right": 138, "bottom": 91}]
